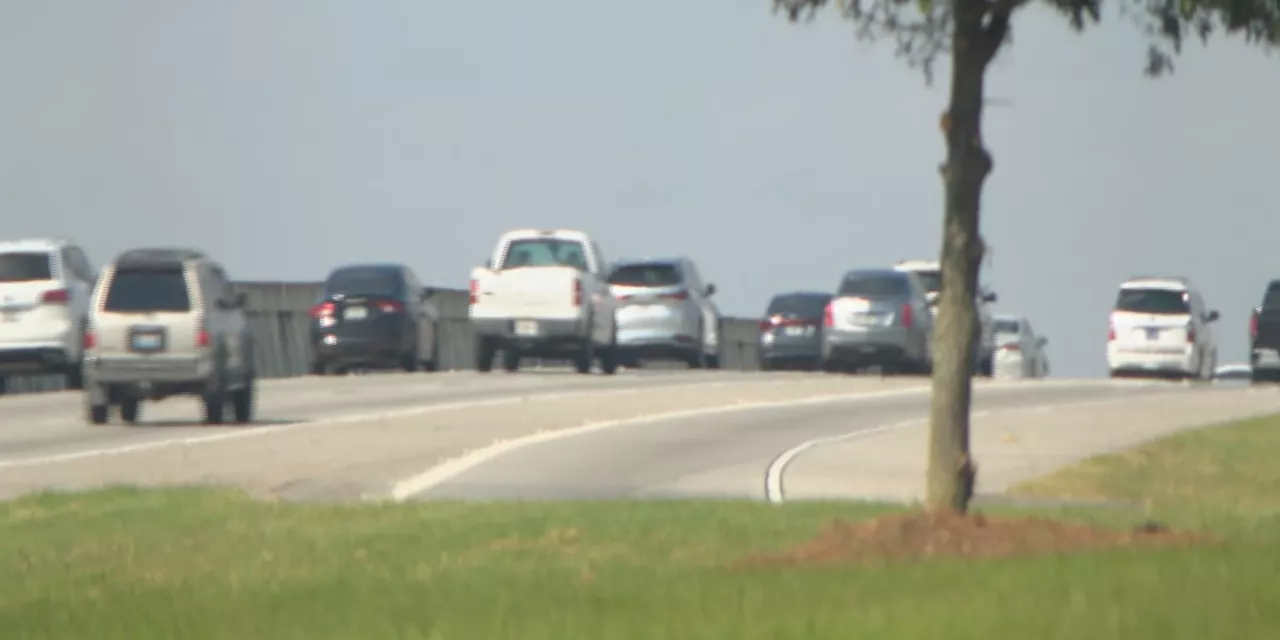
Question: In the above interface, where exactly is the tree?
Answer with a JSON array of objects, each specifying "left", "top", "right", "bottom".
[{"left": 773, "top": 0, "right": 1279, "bottom": 514}]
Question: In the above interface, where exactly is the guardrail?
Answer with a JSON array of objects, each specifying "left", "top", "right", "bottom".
[{"left": 0, "top": 282, "right": 765, "bottom": 394}]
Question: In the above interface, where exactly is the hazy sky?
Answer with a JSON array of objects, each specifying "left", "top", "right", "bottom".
[{"left": 2, "top": 1, "right": 1276, "bottom": 378}]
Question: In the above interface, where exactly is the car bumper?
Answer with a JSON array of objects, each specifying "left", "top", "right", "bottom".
[
  {"left": 1251, "top": 347, "right": 1280, "bottom": 371},
  {"left": 0, "top": 343, "right": 74, "bottom": 375},
  {"left": 1107, "top": 345, "right": 1195, "bottom": 375},
  {"left": 823, "top": 326, "right": 922, "bottom": 363},
  {"left": 313, "top": 335, "right": 404, "bottom": 365},
  {"left": 85, "top": 355, "right": 213, "bottom": 384},
  {"left": 472, "top": 317, "right": 587, "bottom": 346}
]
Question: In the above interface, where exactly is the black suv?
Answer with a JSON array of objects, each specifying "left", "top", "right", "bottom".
[{"left": 308, "top": 264, "right": 439, "bottom": 375}]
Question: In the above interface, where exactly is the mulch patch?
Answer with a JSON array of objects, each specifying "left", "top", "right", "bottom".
[{"left": 741, "top": 510, "right": 1212, "bottom": 567}]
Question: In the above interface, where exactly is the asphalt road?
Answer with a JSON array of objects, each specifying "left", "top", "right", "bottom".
[{"left": 1, "top": 369, "right": 1277, "bottom": 503}]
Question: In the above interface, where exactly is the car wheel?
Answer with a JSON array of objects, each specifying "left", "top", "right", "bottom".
[
  {"left": 574, "top": 339, "right": 594, "bottom": 374},
  {"left": 474, "top": 337, "right": 496, "bottom": 373},
  {"left": 502, "top": 348, "right": 521, "bottom": 372},
  {"left": 87, "top": 402, "right": 109, "bottom": 425},
  {"left": 202, "top": 367, "right": 228, "bottom": 425},
  {"left": 120, "top": 398, "right": 141, "bottom": 424},
  {"left": 232, "top": 381, "right": 255, "bottom": 424}
]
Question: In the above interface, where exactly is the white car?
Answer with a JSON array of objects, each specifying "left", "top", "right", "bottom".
[
  {"left": 991, "top": 314, "right": 1049, "bottom": 379},
  {"left": 0, "top": 238, "right": 97, "bottom": 391},
  {"left": 1106, "top": 276, "right": 1218, "bottom": 380},
  {"left": 893, "top": 259, "right": 998, "bottom": 376}
]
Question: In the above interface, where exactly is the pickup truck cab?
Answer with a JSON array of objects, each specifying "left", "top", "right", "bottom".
[
  {"left": 469, "top": 229, "right": 618, "bottom": 374},
  {"left": 1249, "top": 279, "right": 1280, "bottom": 382}
]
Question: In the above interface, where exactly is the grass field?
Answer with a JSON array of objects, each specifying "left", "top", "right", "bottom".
[{"left": 3, "top": 414, "right": 1280, "bottom": 639}]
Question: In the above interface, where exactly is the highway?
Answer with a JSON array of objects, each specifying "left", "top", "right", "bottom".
[{"left": 1, "top": 371, "right": 1278, "bottom": 503}]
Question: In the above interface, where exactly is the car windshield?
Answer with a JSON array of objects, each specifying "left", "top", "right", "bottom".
[
  {"left": 993, "top": 319, "right": 1021, "bottom": 335},
  {"left": 104, "top": 268, "right": 191, "bottom": 312},
  {"left": 1115, "top": 288, "right": 1190, "bottom": 315},
  {"left": 838, "top": 274, "right": 908, "bottom": 298},
  {"left": 609, "top": 263, "right": 681, "bottom": 287},
  {"left": 0, "top": 252, "right": 53, "bottom": 283},
  {"left": 766, "top": 294, "right": 831, "bottom": 319},
  {"left": 326, "top": 268, "right": 403, "bottom": 298},
  {"left": 499, "top": 239, "right": 588, "bottom": 271}
]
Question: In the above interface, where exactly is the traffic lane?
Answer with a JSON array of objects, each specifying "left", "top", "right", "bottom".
[
  {"left": 414, "top": 380, "right": 1176, "bottom": 502},
  {"left": 781, "top": 382, "right": 1280, "bottom": 502},
  {"left": 0, "top": 369, "right": 769, "bottom": 463},
  {"left": 0, "top": 375, "right": 926, "bottom": 502}
]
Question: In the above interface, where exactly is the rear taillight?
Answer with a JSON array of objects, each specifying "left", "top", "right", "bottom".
[
  {"left": 659, "top": 291, "right": 689, "bottom": 301},
  {"left": 1251, "top": 310, "right": 1259, "bottom": 340},
  {"left": 1107, "top": 321, "right": 1116, "bottom": 342},
  {"left": 1186, "top": 325, "right": 1196, "bottom": 344},
  {"left": 469, "top": 279, "right": 479, "bottom": 305},
  {"left": 572, "top": 280, "right": 582, "bottom": 306},
  {"left": 197, "top": 318, "right": 210, "bottom": 348},
  {"left": 823, "top": 303, "right": 834, "bottom": 327},
  {"left": 83, "top": 331, "right": 96, "bottom": 350},
  {"left": 1000, "top": 343, "right": 1020, "bottom": 352},
  {"left": 900, "top": 303, "right": 913, "bottom": 328},
  {"left": 310, "top": 302, "right": 336, "bottom": 318},
  {"left": 759, "top": 319, "right": 774, "bottom": 332},
  {"left": 41, "top": 288, "right": 69, "bottom": 304},
  {"left": 376, "top": 300, "right": 404, "bottom": 314}
]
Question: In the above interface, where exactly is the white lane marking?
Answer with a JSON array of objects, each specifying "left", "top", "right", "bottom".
[
  {"left": 384, "top": 377, "right": 1138, "bottom": 501},
  {"left": 0, "top": 378, "right": 752, "bottom": 471},
  {"left": 760, "top": 393, "right": 1173, "bottom": 504}
]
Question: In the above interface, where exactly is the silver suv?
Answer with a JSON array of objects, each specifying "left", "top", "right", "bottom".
[{"left": 83, "top": 248, "right": 256, "bottom": 425}]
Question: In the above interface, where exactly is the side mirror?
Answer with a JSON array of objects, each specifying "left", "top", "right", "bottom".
[
  {"left": 421, "top": 287, "right": 436, "bottom": 300},
  {"left": 483, "top": 259, "right": 493, "bottom": 269},
  {"left": 1037, "top": 337, "right": 1048, "bottom": 348},
  {"left": 982, "top": 292, "right": 998, "bottom": 304},
  {"left": 1205, "top": 310, "right": 1220, "bottom": 323},
  {"left": 705, "top": 283, "right": 717, "bottom": 297}
]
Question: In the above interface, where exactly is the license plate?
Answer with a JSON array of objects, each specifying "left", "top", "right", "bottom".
[
  {"left": 514, "top": 320, "right": 539, "bottom": 336},
  {"left": 852, "top": 313, "right": 882, "bottom": 325},
  {"left": 784, "top": 326, "right": 808, "bottom": 337},
  {"left": 343, "top": 306, "right": 368, "bottom": 321},
  {"left": 131, "top": 333, "right": 163, "bottom": 351},
  {"left": 1145, "top": 328, "right": 1160, "bottom": 340}
]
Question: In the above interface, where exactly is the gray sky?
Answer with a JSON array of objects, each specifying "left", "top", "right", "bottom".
[{"left": 2, "top": 1, "right": 1276, "bottom": 378}]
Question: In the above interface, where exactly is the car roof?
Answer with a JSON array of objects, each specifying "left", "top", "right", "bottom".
[
  {"left": 1120, "top": 276, "right": 1190, "bottom": 291},
  {"left": 503, "top": 228, "right": 591, "bottom": 242},
  {"left": 893, "top": 260, "right": 940, "bottom": 272},
  {"left": 992, "top": 313, "right": 1024, "bottom": 323},
  {"left": 328, "top": 263, "right": 404, "bottom": 274},
  {"left": 612, "top": 257, "right": 684, "bottom": 267},
  {"left": 843, "top": 268, "right": 909, "bottom": 279},
  {"left": 0, "top": 237, "right": 75, "bottom": 253},
  {"left": 770, "top": 290, "right": 832, "bottom": 299},
  {"left": 114, "top": 248, "right": 208, "bottom": 269}
]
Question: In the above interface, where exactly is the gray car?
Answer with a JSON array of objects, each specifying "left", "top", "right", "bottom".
[
  {"left": 820, "top": 269, "right": 934, "bottom": 374},
  {"left": 608, "top": 257, "right": 721, "bottom": 368},
  {"left": 758, "top": 291, "right": 832, "bottom": 371}
]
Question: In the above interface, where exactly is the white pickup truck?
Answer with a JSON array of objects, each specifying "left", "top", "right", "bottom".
[{"left": 469, "top": 229, "right": 618, "bottom": 374}]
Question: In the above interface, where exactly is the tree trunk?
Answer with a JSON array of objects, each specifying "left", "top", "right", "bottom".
[{"left": 924, "top": 0, "right": 999, "bottom": 514}]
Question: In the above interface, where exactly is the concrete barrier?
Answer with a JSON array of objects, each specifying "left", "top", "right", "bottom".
[{"left": 0, "top": 282, "right": 763, "bottom": 395}]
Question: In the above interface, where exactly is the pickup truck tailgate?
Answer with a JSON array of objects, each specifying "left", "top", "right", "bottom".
[{"left": 472, "top": 267, "right": 581, "bottom": 320}]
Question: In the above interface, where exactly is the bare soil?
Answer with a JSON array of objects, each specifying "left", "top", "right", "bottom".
[{"left": 742, "top": 510, "right": 1211, "bottom": 566}]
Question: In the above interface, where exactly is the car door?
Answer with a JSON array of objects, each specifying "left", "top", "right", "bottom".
[
  {"left": 207, "top": 264, "right": 245, "bottom": 373},
  {"left": 684, "top": 260, "right": 719, "bottom": 353}
]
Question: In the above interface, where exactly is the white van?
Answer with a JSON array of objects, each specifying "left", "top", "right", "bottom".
[{"left": 1106, "top": 276, "right": 1218, "bottom": 380}]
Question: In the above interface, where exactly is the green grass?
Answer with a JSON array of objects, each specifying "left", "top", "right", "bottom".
[{"left": 4, "top": 414, "right": 1280, "bottom": 639}]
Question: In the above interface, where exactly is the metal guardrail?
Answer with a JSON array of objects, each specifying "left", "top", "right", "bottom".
[{"left": 0, "top": 282, "right": 763, "bottom": 395}]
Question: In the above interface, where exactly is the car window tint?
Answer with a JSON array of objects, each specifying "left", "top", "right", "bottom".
[
  {"left": 838, "top": 274, "right": 908, "bottom": 298},
  {"left": 608, "top": 263, "right": 681, "bottom": 287},
  {"left": 993, "top": 319, "right": 1021, "bottom": 335},
  {"left": 500, "top": 239, "right": 588, "bottom": 271},
  {"left": 0, "top": 252, "right": 53, "bottom": 283},
  {"left": 1115, "top": 288, "right": 1190, "bottom": 315},
  {"left": 766, "top": 294, "right": 830, "bottom": 318},
  {"left": 325, "top": 268, "right": 403, "bottom": 298},
  {"left": 105, "top": 268, "right": 191, "bottom": 312}
]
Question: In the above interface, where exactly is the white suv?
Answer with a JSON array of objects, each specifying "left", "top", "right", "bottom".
[
  {"left": 0, "top": 238, "right": 96, "bottom": 391},
  {"left": 1106, "top": 276, "right": 1218, "bottom": 380},
  {"left": 893, "top": 259, "right": 998, "bottom": 376},
  {"left": 83, "top": 248, "right": 257, "bottom": 425}
]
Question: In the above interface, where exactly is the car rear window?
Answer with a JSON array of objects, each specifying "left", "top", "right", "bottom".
[
  {"left": 0, "top": 252, "right": 53, "bottom": 283},
  {"left": 104, "top": 268, "right": 191, "bottom": 312},
  {"left": 766, "top": 294, "right": 831, "bottom": 318},
  {"left": 1115, "top": 288, "right": 1190, "bottom": 315},
  {"left": 910, "top": 269, "right": 941, "bottom": 295},
  {"left": 325, "top": 268, "right": 404, "bottom": 298},
  {"left": 1263, "top": 281, "right": 1280, "bottom": 309},
  {"left": 838, "top": 274, "right": 909, "bottom": 298},
  {"left": 499, "top": 239, "right": 589, "bottom": 271},
  {"left": 609, "top": 263, "right": 682, "bottom": 287},
  {"left": 993, "top": 319, "right": 1021, "bottom": 335}
]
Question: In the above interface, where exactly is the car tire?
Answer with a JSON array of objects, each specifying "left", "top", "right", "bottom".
[
  {"left": 232, "top": 381, "right": 255, "bottom": 424},
  {"left": 65, "top": 360, "right": 85, "bottom": 391},
  {"left": 759, "top": 358, "right": 774, "bottom": 372},
  {"left": 88, "top": 402, "right": 109, "bottom": 425},
  {"left": 705, "top": 352, "right": 721, "bottom": 370},
  {"left": 202, "top": 366, "right": 228, "bottom": 425},
  {"left": 120, "top": 398, "right": 141, "bottom": 424},
  {"left": 502, "top": 348, "right": 521, "bottom": 372},
  {"left": 574, "top": 339, "right": 594, "bottom": 375},
  {"left": 474, "top": 337, "right": 496, "bottom": 373},
  {"left": 400, "top": 345, "right": 419, "bottom": 373}
]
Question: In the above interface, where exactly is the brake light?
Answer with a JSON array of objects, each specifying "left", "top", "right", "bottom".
[
  {"left": 1186, "top": 325, "right": 1196, "bottom": 344},
  {"left": 1107, "top": 320, "right": 1116, "bottom": 342},
  {"left": 83, "top": 331, "right": 96, "bottom": 350},
  {"left": 469, "top": 279, "right": 479, "bottom": 305},
  {"left": 376, "top": 300, "right": 404, "bottom": 314},
  {"left": 41, "top": 288, "right": 69, "bottom": 304},
  {"left": 900, "top": 303, "right": 913, "bottom": 328},
  {"left": 1001, "top": 343, "right": 1020, "bottom": 351},
  {"left": 310, "top": 302, "right": 336, "bottom": 318},
  {"left": 1251, "top": 310, "right": 1259, "bottom": 340},
  {"left": 759, "top": 318, "right": 774, "bottom": 332},
  {"left": 572, "top": 280, "right": 582, "bottom": 306},
  {"left": 823, "top": 303, "right": 834, "bottom": 327},
  {"left": 659, "top": 291, "right": 689, "bottom": 301},
  {"left": 196, "top": 319, "right": 210, "bottom": 348}
]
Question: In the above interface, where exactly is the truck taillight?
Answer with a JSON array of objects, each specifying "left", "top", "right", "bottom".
[
  {"left": 572, "top": 280, "right": 582, "bottom": 306},
  {"left": 469, "top": 279, "right": 479, "bottom": 305},
  {"left": 1251, "top": 310, "right": 1259, "bottom": 340}
]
